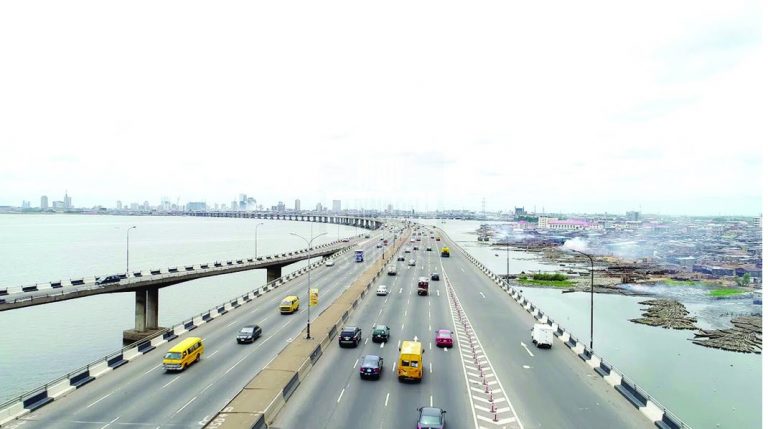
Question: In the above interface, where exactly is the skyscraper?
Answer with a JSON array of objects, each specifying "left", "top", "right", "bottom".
[
  {"left": 63, "top": 191, "right": 72, "bottom": 209},
  {"left": 295, "top": 199, "right": 301, "bottom": 211},
  {"left": 40, "top": 195, "right": 48, "bottom": 210},
  {"left": 116, "top": 200, "right": 123, "bottom": 210},
  {"left": 333, "top": 200, "right": 341, "bottom": 213}
]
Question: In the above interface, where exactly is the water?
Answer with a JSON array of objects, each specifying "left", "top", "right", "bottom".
[
  {"left": 0, "top": 214, "right": 364, "bottom": 403},
  {"left": 423, "top": 219, "right": 762, "bottom": 429}
]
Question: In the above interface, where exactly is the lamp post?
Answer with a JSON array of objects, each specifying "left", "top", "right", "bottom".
[
  {"left": 254, "top": 222, "right": 264, "bottom": 259},
  {"left": 126, "top": 226, "right": 137, "bottom": 275},
  {"left": 571, "top": 249, "right": 594, "bottom": 350},
  {"left": 289, "top": 231, "right": 327, "bottom": 339},
  {"left": 506, "top": 237, "right": 510, "bottom": 289}
]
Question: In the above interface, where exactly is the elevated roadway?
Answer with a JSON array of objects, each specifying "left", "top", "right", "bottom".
[
  {"left": 272, "top": 231, "right": 654, "bottom": 428},
  {"left": 6, "top": 233, "right": 390, "bottom": 428}
]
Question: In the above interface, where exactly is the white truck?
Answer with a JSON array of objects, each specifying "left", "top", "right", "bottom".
[{"left": 531, "top": 324, "right": 555, "bottom": 348}]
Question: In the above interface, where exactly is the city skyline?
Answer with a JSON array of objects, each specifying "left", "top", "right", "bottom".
[{"left": 0, "top": 1, "right": 762, "bottom": 216}]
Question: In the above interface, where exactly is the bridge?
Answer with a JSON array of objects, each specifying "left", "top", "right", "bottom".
[
  {"left": 182, "top": 211, "right": 384, "bottom": 230},
  {"left": 0, "top": 224, "right": 687, "bottom": 429}
]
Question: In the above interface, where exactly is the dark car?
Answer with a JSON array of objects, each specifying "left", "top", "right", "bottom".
[
  {"left": 96, "top": 275, "right": 122, "bottom": 285},
  {"left": 359, "top": 354, "right": 384, "bottom": 380},
  {"left": 397, "top": 255, "right": 406, "bottom": 261},
  {"left": 417, "top": 407, "right": 446, "bottom": 429},
  {"left": 236, "top": 325, "right": 262, "bottom": 343},
  {"left": 372, "top": 324, "right": 390, "bottom": 343},
  {"left": 338, "top": 326, "right": 362, "bottom": 347},
  {"left": 431, "top": 272, "right": 440, "bottom": 281}
]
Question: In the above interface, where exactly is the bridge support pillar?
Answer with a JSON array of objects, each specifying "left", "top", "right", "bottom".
[
  {"left": 134, "top": 289, "right": 147, "bottom": 332},
  {"left": 146, "top": 288, "right": 159, "bottom": 329},
  {"left": 123, "top": 288, "right": 165, "bottom": 345},
  {"left": 267, "top": 266, "right": 281, "bottom": 283}
]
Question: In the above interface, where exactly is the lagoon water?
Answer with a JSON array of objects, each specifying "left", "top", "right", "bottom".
[
  {"left": 0, "top": 214, "right": 364, "bottom": 404},
  {"left": 426, "top": 219, "right": 761, "bottom": 429}
]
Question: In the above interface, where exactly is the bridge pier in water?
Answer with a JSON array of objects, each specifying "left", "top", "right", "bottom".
[{"left": 123, "top": 287, "right": 164, "bottom": 345}]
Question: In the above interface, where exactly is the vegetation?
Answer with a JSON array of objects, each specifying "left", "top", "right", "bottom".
[
  {"left": 663, "top": 279, "right": 696, "bottom": 286},
  {"left": 518, "top": 273, "right": 574, "bottom": 287},
  {"left": 709, "top": 288, "right": 747, "bottom": 297},
  {"left": 735, "top": 273, "right": 752, "bottom": 287}
]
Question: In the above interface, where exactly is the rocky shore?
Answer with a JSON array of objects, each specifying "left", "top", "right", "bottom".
[
  {"left": 631, "top": 299, "right": 698, "bottom": 330},
  {"left": 691, "top": 316, "right": 762, "bottom": 354}
]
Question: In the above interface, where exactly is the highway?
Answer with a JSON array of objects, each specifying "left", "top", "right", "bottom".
[
  {"left": 8, "top": 231, "right": 391, "bottom": 428},
  {"left": 272, "top": 228, "right": 654, "bottom": 428}
]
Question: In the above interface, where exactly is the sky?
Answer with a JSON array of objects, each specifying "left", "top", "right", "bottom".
[{"left": 0, "top": 0, "right": 763, "bottom": 216}]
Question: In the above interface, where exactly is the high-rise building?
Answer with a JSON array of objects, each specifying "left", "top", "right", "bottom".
[
  {"left": 40, "top": 195, "right": 48, "bottom": 210},
  {"left": 116, "top": 200, "right": 123, "bottom": 210},
  {"left": 231, "top": 201, "right": 237, "bottom": 211},
  {"left": 626, "top": 211, "right": 641, "bottom": 222},
  {"left": 63, "top": 191, "right": 72, "bottom": 209},
  {"left": 333, "top": 200, "right": 341, "bottom": 212},
  {"left": 21, "top": 200, "right": 31, "bottom": 209},
  {"left": 143, "top": 201, "right": 150, "bottom": 211},
  {"left": 277, "top": 201, "right": 286, "bottom": 212},
  {"left": 386, "top": 203, "right": 393, "bottom": 213},
  {"left": 315, "top": 202, "right": 323, "bottom": 212},
  {"left": 295, "top": 199, "right": 301, "bottom": 211},
  {"left": 187, "top": 202, "right": 206, "bottom": 211}
]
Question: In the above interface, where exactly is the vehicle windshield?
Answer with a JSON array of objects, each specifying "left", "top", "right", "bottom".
[
  {"left": 164, "top": 352, "right": 182, "bottom": 360},
  {"left": 363, "top": 356, "right": 379, "bottom": 366},
  {"left": 420, "top": 415, "right": 441, "bottom": 425},
  {"left": 240, "top": 328, "right": 253, "bottom": 334},
  {"left": 281, "top": 299, "right": 291, "bottom": 306}
]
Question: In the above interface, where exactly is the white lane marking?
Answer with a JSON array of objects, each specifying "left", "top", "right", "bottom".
[
  {"left": 142, "top": 364, "right": 162, "bottom": 375},
  {"left": 378, "top": 308, "right": 383, "bottom": 316},
  {"left": 521, "top": 342, "right": 535, "bottom": 357},
  {"left": 365, "top": 338, "right": 369, "bottom": 345},
  {"left": 380, "top": 342, "right": 384, "bottom": 349},
  {"left": 428, "top": 300, "right": 431, "bottom": 307},
  {"left": 430, "top": 362, "right": 433, "bottom": 373},
  {"left": 479, "top": 292, "right": 486, "bottom": 299},
  {"left": 162, "top": 377, "right": 180, "bottom": 389},
  {"left": 224, "top": 353, "right": 250, "bottom": 375},
  {"left": 226, "top": 320, "right": 238, "bottom": 327},
  {"left": 461, "top": 267, "right": 465, "bottom": 272},
  {"left": 353, "top": 358, "right": 359, "bottom": 369},
  {"left": 429, "top": 324, "right": 432, "bottom": 331},
  {"left": 99, "top": 417, "right": 119, "bottom": 429},
  {"left": 523, "top": 365, "right": 531, "bottom": 369},
  {"left": 430, "top": 395, "right": 433, "bottom": 407},
  {"left": 401, "top": 323, "right": 404, "bottom": 330},
  {"left": 198, "top": 415, "right": 211, "bottom": 426},
  {"left": 404, "top": 310, "right": 407, "bottom": 317},
  {"left": 429, "top": 342, "right": 432, "bottom": 350},
  {"left": 208, "top": 350, "right": 220, "bottom": 359},
  {"left": 200, "top": 383, "right": 214, "bottom": 394},
  {"left": 399, "top": 288, "right": 403, "bottom": 294},
  {"left": 385, "top": 393, "right": 390, "bottom": 407},
  {"left": 174, "top": 396, "right": 197, "bottom": 415},
  {"left": 87, "top": 392, "right": 113, "bottom": 408},
  {"left": 337, "top": 388, "right": 345, "bottom": 403},
  {"left": 392, "top": 361, "right": 396, "bottom": 372},
  {"left": 437, "top": 290, "right": 440, "bottom": 296},
  {"left": 443, "top": 347, "right": 447, "bottom": 352}
]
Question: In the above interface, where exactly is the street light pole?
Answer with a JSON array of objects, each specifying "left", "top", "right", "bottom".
[
  {"left": 126, "top": 226, "right": 137, "bottom": 275},
  {"left": 506, "top": 237, "right": 510, "bottom": 289},
  {"left": 290, "top": 231, "right": 328, "bottom": 339},
  {"left": 254, "top": 223, "right": 264, "bottom": 259},
  {"left": 571, "top": 249, "right": 595, "bottom": 350}
]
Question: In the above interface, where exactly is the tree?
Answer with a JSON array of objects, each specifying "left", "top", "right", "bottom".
[{"left": 736, "top": 273, "right": 752, "bottom": 287}]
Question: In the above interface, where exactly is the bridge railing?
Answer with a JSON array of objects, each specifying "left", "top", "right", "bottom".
[
  {"left": 0, "top": 241, "right": 360, "bottom": 425},
  {"left": 436, "top": 228, "right": 691, "bottom": 429},
  {"left": 0, "top": 240, "right": 350, "bottom": 306}
]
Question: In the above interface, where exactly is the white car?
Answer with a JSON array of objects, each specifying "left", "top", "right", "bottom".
[
  {"left": 376, "top": 285, "right": 389, "bottom": 296},
  {"left": 325, "top": 259, "right": 335, "bottom": 267},
  {"left": 408, "top": 259, "right": 416, "bottom": 266}
]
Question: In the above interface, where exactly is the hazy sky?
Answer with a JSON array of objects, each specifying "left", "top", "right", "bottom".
[{"left": 0, "top": 1, "right": 763, "bottom": 215}]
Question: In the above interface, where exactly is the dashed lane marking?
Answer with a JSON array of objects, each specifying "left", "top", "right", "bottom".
[
  {"left": 520, "top": 342, "right": 534, "bottom": 357},
  {"left": 337, "top": 388, "right": 345, "bottom": 403}
]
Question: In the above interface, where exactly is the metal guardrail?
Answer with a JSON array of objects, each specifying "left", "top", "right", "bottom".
[{"left": 0, "top": 242, "right": 359, "bottom": 413}]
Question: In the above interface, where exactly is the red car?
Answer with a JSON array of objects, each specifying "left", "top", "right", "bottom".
[{"left": 435, "top": 329, "right": 453, "bottom": 348}]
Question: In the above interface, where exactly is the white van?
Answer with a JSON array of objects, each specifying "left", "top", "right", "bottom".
[{"left": 531, "top": 324, "right": 555, "bottom": 348}]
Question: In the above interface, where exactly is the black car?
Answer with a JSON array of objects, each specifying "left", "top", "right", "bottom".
[
  {"left": 417, "top": 407, "right": 446, "bottom": 429},
  {"left": 338, "top": 326, "right": 362, "bottom": 347},
  {"left": 96, "top": 275, "right": 122, "bottom": 285},
  {"left": 359, "top": 354, "right": 384, "bottom": 379},
  {"left": 397, "top": 255, "right": 406, "bottom": 261},
  {"left": 236, "top": 325, "right": 262, "bottom": 343},
  {"left": 431, "top": 273, "right": 440, "bottom": 281},
  {"left": 372, "top": 325, "right": 390, "bottom": 343}
]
